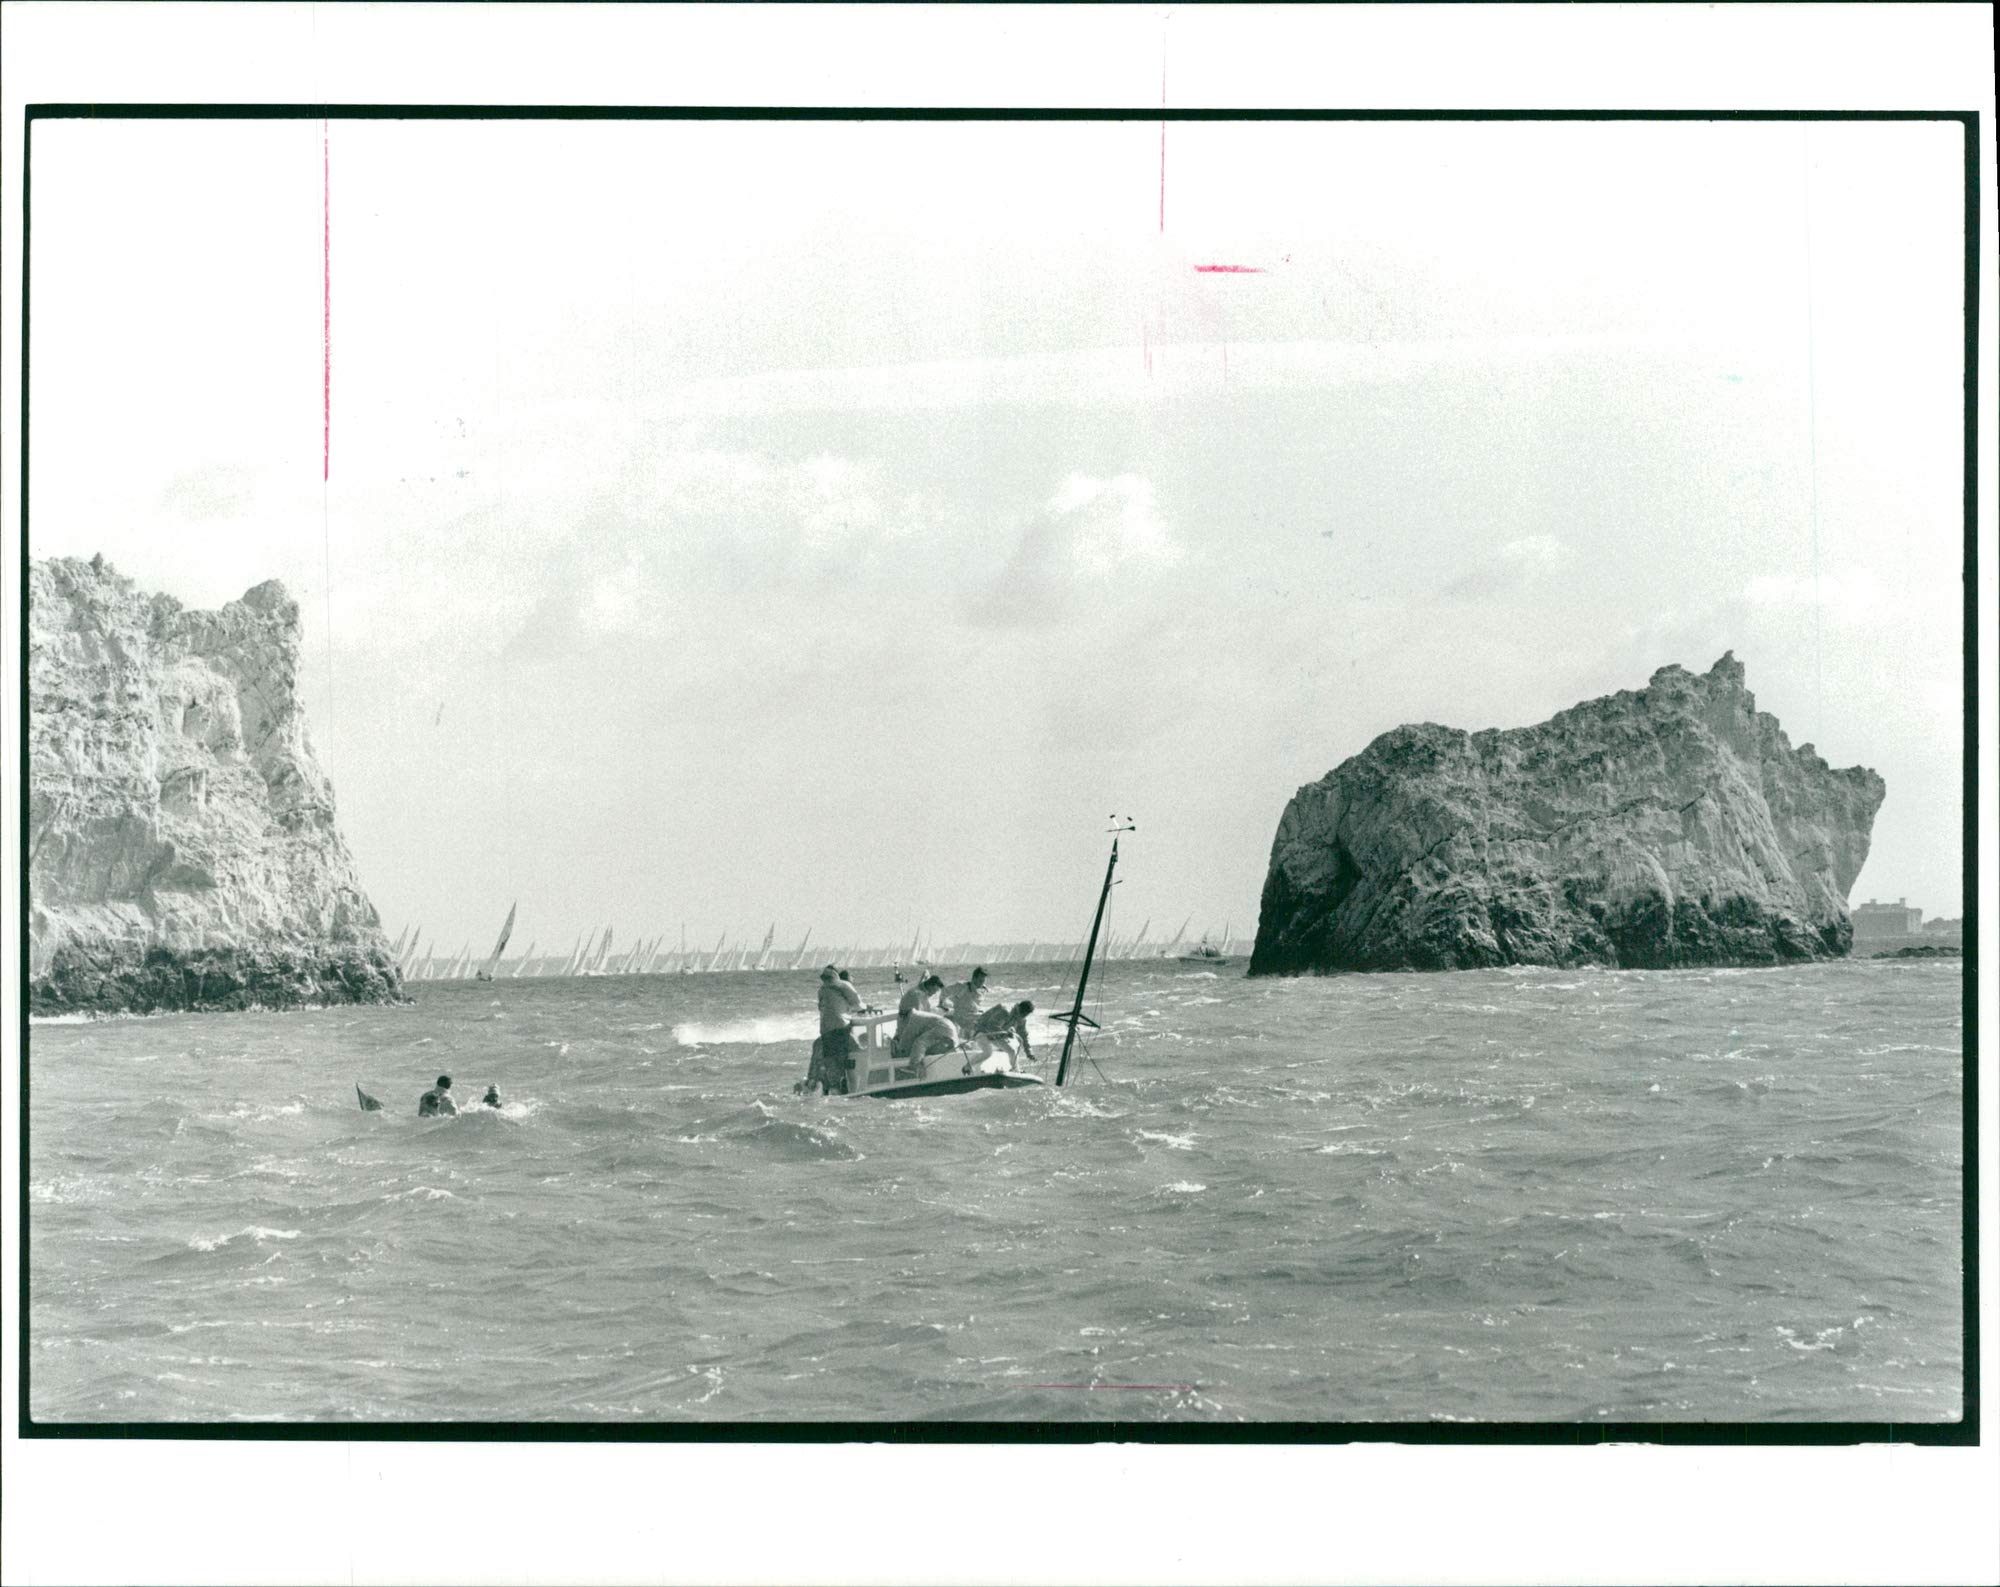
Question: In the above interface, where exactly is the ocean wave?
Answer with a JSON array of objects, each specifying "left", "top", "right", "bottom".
[
  {"left": 736, "top": 1117, "right": 861, "bottom": 1162},
  {"left": 187, "top": 1226, "right": 301, "bottom": 1252}
]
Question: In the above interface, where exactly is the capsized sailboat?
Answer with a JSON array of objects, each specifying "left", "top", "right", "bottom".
[{"left": 822, "top": 824, "right": 1131, "bottom": 1099}]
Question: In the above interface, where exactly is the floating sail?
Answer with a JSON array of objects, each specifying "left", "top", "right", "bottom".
[{"left": 356, "top": 1083, "right": 383, "bottom": 1112}]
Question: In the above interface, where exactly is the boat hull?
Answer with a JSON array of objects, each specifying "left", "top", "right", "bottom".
[{"left": 857, "top": 1071, "right": 1046, "bottom": 1100}]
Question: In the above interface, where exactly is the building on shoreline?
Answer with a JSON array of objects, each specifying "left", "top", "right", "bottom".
[{"left": 1852, "top": 897, "right": 1960, "bottom": 951}]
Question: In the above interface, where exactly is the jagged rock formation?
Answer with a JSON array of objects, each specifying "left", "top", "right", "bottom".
[
  {"left": 29, "top": 555, "right": 402, "bottom": 1014},
  {"left": 1250, "top": 654, "right": 1885, "bottom": 975}
]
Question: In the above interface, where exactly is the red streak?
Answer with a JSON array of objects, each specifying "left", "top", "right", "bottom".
[
  {"left": 1193, "top": 264, "right": 1265, "bottom": 274},
  {"left": 322, "top": 121, "right": 331, "bottom": 482}
]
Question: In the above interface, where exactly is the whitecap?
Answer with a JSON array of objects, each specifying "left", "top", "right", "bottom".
[
  {"left": 188, "top": 1226, "right": 301, "bottom": 1252},
  {"left": 674, "top": 1014, "right": 817, "bottom": 1046}
]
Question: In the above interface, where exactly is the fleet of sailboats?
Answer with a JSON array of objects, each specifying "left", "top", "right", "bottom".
[{"left": 391, "top": 895, "right": 1238, "bottom": 982}]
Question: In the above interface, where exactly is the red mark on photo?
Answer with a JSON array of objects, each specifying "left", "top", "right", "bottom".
[
  {"left": 322, "top": 121, "right": 331, "bottom": 481},
  {"left": 1193, "top": 264, "right": 1266, "bottom": 274}
]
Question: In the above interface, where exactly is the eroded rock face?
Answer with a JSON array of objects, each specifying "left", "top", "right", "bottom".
[
  {"left": 1249, "top": 654, "right": 1885, "bottom": 975},
  {"left": 29, "top": 556, "right": 402, "bottom": 1014}
]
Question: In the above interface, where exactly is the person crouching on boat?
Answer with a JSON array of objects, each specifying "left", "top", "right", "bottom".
[
  {"left": 966, "top": 1000, "right": 1035, "bottom": 1072},
  {"left": 418, "top": 1075, "right": 458, "bottom": 1117},
  {"left": 893, "top": 973, "right": 958, "bottom": 1063},
  {"left": 802, "top": 963, "right": 864, "bottom": 1095}
]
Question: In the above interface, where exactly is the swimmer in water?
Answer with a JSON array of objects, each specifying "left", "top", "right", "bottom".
[
  {"left": 417, "top": 1075, "right": 458, "bottom": 1117},
  {"left": 482, "top": 1085, "right": 502, "bottom": 1109}
]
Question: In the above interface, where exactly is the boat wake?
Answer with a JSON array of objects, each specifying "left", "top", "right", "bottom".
[{"left": 673, "top": 1014, "right": 818, "bottom": 1047}]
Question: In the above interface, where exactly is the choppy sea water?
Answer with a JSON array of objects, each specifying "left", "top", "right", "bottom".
[{"left": 28, "top": 958, "right": 1963, "bottom": 1424}]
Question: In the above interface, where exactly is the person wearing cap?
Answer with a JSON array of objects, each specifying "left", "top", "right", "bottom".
[
  {"left": 417, "top": 1074, "right": 458, "bottom": 1117},
  {"left": 941, "top": 966, "right": 989, "bottom": 1031},
  {"left": 804, "top": 964, "right": 864, "bottom": 1095}
]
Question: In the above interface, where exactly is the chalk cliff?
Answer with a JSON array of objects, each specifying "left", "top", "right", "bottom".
[
  {"left": 1249, "top": 654, "right": 1885, "bottom": 975},
  {"left": 29, "top": 556, "right": 402, "bottom": 1014}
]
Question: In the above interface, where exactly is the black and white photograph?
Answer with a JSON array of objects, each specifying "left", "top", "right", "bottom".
[{"left": 4, "top": 5, "right": 1995, "bottom": 1586}]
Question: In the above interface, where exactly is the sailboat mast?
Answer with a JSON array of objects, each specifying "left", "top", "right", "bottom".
[{"left": 1057, "top": 837, "right": 1121, "bottom": 1087}]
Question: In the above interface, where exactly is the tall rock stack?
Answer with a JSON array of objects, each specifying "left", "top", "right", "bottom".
[
  {"left": 28, "top": 555, "right": 403, "bottom": 1014},
  {"left": 1250, "top": 654, "right": 1885, "bottom": 975}
]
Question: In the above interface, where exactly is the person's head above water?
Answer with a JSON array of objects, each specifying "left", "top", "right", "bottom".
[
  {"left": 435, "top": 1075, "right": 451, "bottom": 1090},
  {"left": 483, "top": 1085, "right": 500, "bottom": 1102}
]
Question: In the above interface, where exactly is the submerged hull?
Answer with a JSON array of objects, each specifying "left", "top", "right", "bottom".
[{"left": 858, "top": 1071, "right": 1045, "bottom": 1101}]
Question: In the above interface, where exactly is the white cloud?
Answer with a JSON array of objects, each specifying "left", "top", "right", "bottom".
[
  {"left": 1442, "top": 532, "right": 1572, "bottom": 600},
  {"left": 1744, "top": 570, "right": 1887, "bottom": 624},
  {"left": 1053, "top": 474, "right": 1180, "bottom": 577}
]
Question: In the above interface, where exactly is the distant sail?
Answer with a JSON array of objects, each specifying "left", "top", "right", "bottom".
[
  {"left": 481, "top": 902, "right": 518, "bottom": 979},
  {"left": 512, "top": 939, "right": 535, "bottom": 978}
]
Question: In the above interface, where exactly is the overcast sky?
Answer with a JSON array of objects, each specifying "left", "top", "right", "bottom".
[{"left": 27, "top": 115, "right": 1967, "bottom": 953}]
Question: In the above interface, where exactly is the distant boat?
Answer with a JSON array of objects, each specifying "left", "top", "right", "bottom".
[
  {"left": 475, "top": 901, "right": 517, "bottom": 981},
  {"left": 1176, "top": 925, "right": 1236, "bottom": 964},
  {"left": 512, "top": 939, "right": 535, "bottom": 978}
]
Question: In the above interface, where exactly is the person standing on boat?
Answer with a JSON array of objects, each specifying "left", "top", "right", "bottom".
[
  {"left": 809, "top": 963, "right": 864, "bottom": 1094},
  {"left": 941, "top": 966, "right": 988, "bottom": 1032},
  {"left": 895, "top": 973, "right": 958, "bottom": 1061}
]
